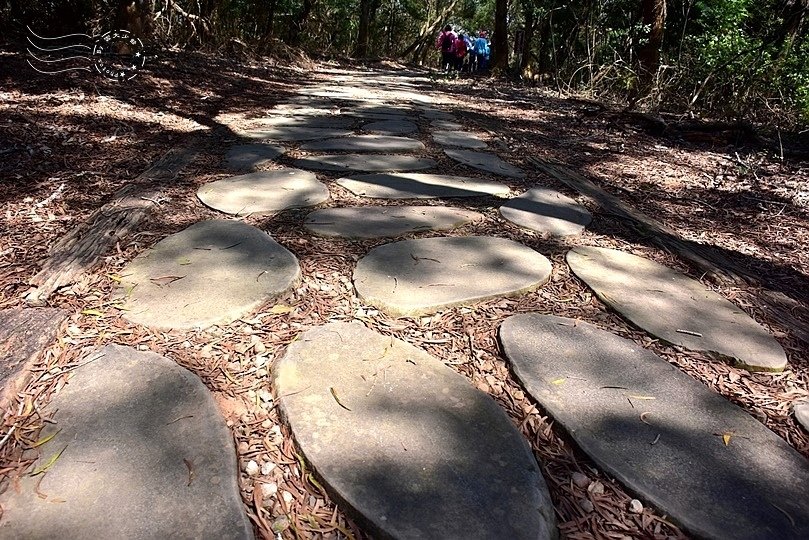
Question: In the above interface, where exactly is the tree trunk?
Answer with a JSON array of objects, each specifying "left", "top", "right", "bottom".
[
  {"left": 288, "top": 0, "right": 315, "bottom": 46},
  {"left": 263, "top": 0, "right": 278, "bottom": 38},
  {"left": 116, "top": 0, "right": 154, "bottom": 38},
  {"left": 636, "top": 0, "right": 666, "bottom": 92},
  {"left": 492, "top": 0, "right": 509, "bottom": 71},
  {"left": 357, "top": 0, "right": 372, "bottom": 57},
  {"left": 776, "top": 0, "right": 808, "bottom": 55},
  {"left": 520, "top": 1, "right": 536, "bottom": 71}
]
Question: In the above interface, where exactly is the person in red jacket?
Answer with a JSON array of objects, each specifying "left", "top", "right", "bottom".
[
  {"left": 454, "top": 33, "right": 469, "bottom": 71},
  {"left": 435, "top": 25, "right": 456, "bottom": 72}
]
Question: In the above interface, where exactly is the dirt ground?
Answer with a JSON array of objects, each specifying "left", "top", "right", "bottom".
[{"left": 1, "top": 45, "right": 808, "bottom": 539}]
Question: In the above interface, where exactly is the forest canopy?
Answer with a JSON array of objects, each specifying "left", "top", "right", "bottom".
[{"left": 3, "top": 0, "right": 808, "bottom": 126}]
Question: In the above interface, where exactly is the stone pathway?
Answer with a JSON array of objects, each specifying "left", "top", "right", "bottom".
[
  {"left": 361, "top": 119, "right": 418, "bottom": 135},
  {"left": 500, "top": 187, "right": 592, "bottom": 236},
  {"left": 225, "top": 143, "right": 286, "bottom": 171},
  {"left": 300, "top": 135, "right": 425, "bottom": 152},
  {"left": 444, "top": 149, "right": 526, "bottom": 178},
  {"left": 292, "top": 154, "right": 436, "bottom": 172},
  {"left": 336, "top": 172, "right": 509, "bottom": 199},
  {"left": 0, "top": 344, "right": 253, "bottom": 539},
  {"left": 432, "top": 130, "right": 488, "bottom": 149},
  {"left": 305, "top": 206, "right": 482, "bottom": 238},
  {"left": 275, "top": 322, "right": 557, "bottom": 539},
  {"left": 500, "top": 313, "right": 809, "bottom": 539}
]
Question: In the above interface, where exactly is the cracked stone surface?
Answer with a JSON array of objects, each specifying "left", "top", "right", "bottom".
[
  {"left": 444, "top": 149, "right": 525, "bottom": 178},
  {"left": 499, "top": 187, "right": 592, "bottom": 236},
  {"left": 119, "top": 220, "right": 300, "bottom": 329},
  {"left": 361, "top": 120, "right": 418, "bottom": 135},
  {"left": 304, "top": 206, "right": 482, "bottom": 238},
  {"left": 336, "top": 172, "right": 509, "bottom": 199},
  {"left": 224, "top": 143, "right": 286, "bottom": 171},
  {"left": 500, "top": 313, "right": 809, "bottom": 540},
  {"left": 275, "top": 322, "right": 557, "bottom": 540},
  {"left": 432, "top": 131, "right": 488, "bottom": 149},
  {"left": 293, "top": 154, "right": 436, "bottom": 172},
  {"left": 566, "top": 246, "right": 788, "bottom": 371},
  {"left": 197, "top": 169, "right": 329, "bottom": 216},
  {"left": 0, "top": 344, "right": 254, "bottom": 540},
  {"left": 300, "top": 135, "right": 425, "bottom": 152},
  {"left": 353, "top": 236, "right": 552, "bottom": 316}
]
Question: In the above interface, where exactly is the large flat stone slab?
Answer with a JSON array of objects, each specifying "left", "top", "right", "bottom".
[
  {"left": 354, "top": 236, "right": 552, "bottom": 316},
  {"left": 444, "top": 149, "right": 525, "bottom": 178},
  {"left": 300, "top": 135, "right": 425, "bottom": 152},
  {"left": 276, "top": 322, "right": 557, "bottom": 539},
  {"left": 421, "top": 109, "right": 456, "bottom": 121},
  {"left": 304, "top": 206, "right": 482, "bottom": 238},
  {"left": 242, "top": 126, "right": 354, "bottom": 141},
  {"left": 197, "top": 168, "right": 329, "bottom": 216},
  {"left": 795, "top": 402, "right": 809, "bottom": 432},
  {"left": 293, "top": 154, "right": 436, "bottom": 173},
  {"left": 567, "top": 246, "right": 788, "bottom": 371},
  {"left": 499, "top": 187, "right": 592, "bottom": 236},
  {"left": 0, "top": 307, "right": 69, "bottom": 411},
  {"left": 362, "top": 120, "right": 418, "bottom": 135},
  {"left": 224, "top": 143, "right": 285, "bottom": 171},
  {"left": 432, "top": 131, "right": 488, "bottom": 149},
  {"left": 431, "top": 120, "right": 464, "bottom": 130},
  {"left": 120, "top": 219, "right": 300, "bottom": 329},
  {"left": 336, "top": 172, "right": 510, "bottom": 199},
  {"left": 253, "top": 116, "right": 354, "bottom": 128},
  {"left": 0, "top": 344, "right": 253, "bottom": 539},
  {"left": 499, "top": 313, "right": 809, "bottom": 540}
]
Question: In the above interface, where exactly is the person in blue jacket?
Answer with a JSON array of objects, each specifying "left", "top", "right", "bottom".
[{"left": 473, "top": 31, "right": 489, "bottom": 73}]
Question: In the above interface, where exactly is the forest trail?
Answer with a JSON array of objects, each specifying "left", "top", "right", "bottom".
[{"left": 2, "top": 58, "right": 809, "bottom": 539}]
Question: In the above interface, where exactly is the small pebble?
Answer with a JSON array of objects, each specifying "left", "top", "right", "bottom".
[
  {"left": 261, "top": 419, "right": 273, "bottom": 429},
  {"left": 628, "top": 499, "right": 644, "bottom": 514},
  {"left": 271, "top": 515, "right": 290, "bottom": 533},
  {"left": 282, "top": 491, "right": 294, "bottom": 504},
  {"left": 238, "top": 441, "right": 249, "bottom": 453},
  {"left": 571, "top": 472, "right": 590, "bottom": 489},
  {"left": 263, "top": 482, "right": 278, "bottom": 497},
  {"left": 261, "top": 461, "right": 276, "bottom": 476},
  {"left": 587, "top": 480, "right": 605, "bottom": 495},
  {"left": 580, "top": 499, "right": 594, "bottom": 513},
  {"left": 245, "top": 460, "right": 260, "bottom": 477},
  {"left": 258, "top": 389, "right": 273, "bottom": 403},
  {"left": 253, "top": 340, "right": 266, "bottom": 354}
]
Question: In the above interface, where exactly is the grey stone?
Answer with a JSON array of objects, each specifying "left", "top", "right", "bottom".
[
  {"left": 499, "top": 187, "right": 592, "bottom": 236},
  {"left": 431, "top": 120, "right": 464, "bottom": 130},
  {"left": 499, "top": 313, "right": 809, "bottom": 539},
  {"left": 120, "top": 219, "right": 300, "bottom": 329},
  {"left": 362, "top": 120, "right": 418, "bottom": 135},
  {"left": 432, "top": 131, "right": 488, "bottom": 149},
  {"left": 354, "top": 236, "right": 552, "bottom": 316},
  {"left": 293, "top": 154, "right": 436, "bottom": 172},
  {"left": 275, "top": 322, "right": 557, "bottom": 540},
  {"left": 795, "top": 401, "right": 809, "bottom": 432},
  {"left": 421, "top": 109, "right": 456, "bottom": 121},
  {"left": 197, "top": 169, "right": 329, "bottom": 216},
  {"left": 242, "top": 127, "right": 354, "bottom": 141},
  {"left": 225, "top": 143, "right": 285, "bottom": 171},
  {"left": 252, "top": 116, "right": 355, "bottom": 128},
  {"left": 300, "top": 135, "right": 425, "bottom": 152},
  {"left": 304, "top": 206, "right": 482, "bottom": 238},
  {"left": 566, "top": 246, "right": 788, "bottom": 372},
  {"left": 0, "top": 307, "right": 68, "bottom": 411},
  {"left": 336, "top": 172, "right": 510, "bottom": 199},
  {"left": 0, "top": 344, "right": 253, "bottom": 540},
  {"left": 444, "top": 149, "right": 525, "bottom": 178}
]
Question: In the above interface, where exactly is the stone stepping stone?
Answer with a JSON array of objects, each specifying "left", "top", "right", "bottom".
[
  {"left": 567, "top": 246, "right": 788, "bottom": 371},
  {"left": 242, "top": 126, "right": 353, "bottom": 141},
  {"left": 499, "top": 187, "right": 592, "bottom": 236},
  {"left": 275, "top": 322, "right": 557, "bottom": 539},
  {"left": 499, "top": 313, "right": 809, "bottom": 539},
  {"left": 0, "top": 307, "right": 68, "bottom": 411},
  {"left": 421, "top": 109, "right": 456, "bottom": 121},
  {"left": 197, "top": 169, "right": 329, "bottom": 216},
  {"left": 336, "top": 172, "right": 509, "bottom": 199},
  {"left": 224, "top": 143, "right": 285, "bottom": 171},
  {"left": 120, "top": 219, "right": 299, "bottom": 329},
  {"left": 444, "top": 149, "right": 525, "bottom": 178},
  {"left": 293, "top": 154, "right": 436, "bottom": 173},
  {"left": 305, "top": 206, "right": 482, "bottom": 238},
  {"left": 354, "top": 236, "right": 552, "bottom": 316},
  {"left": 431, "top": 120, "right": 464, "bottom": 130},
  {"left": 794, "top": 401, "right": 809, "bottom": 432},
  {"left": 0, "top": 344, "right": 253, "bottom": 539},
  {"left": 253, "top": 116, "right": 354, "bottom": 128},
  {"left": 432, "top": 130, "right": 488, "bottom": 149},
  {"left": 300, "top": 135, "right": 425, "bottom": 152},
  {"left": 362, "top": 119, "right": 418, "bottom": 135}
]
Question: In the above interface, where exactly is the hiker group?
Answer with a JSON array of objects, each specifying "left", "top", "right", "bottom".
[{"left": 436, "top": 25, "right": 490, "bottom": 74}]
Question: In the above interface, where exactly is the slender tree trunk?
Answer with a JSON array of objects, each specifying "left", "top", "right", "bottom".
[
  {"left": 637, "top": 0, "right": 666, "bottom": 90},
  {"left": 520, "top": 1, "right": 536, "bottom": 71},
  {"left": 263, "top": 0, "right": 278, "bottom": 37},
  {"left": 357, "top": 0, "right": 372, "bottom": 56},
  {"left": 492, "top": 0, "right": 509, "bottom": 71}
]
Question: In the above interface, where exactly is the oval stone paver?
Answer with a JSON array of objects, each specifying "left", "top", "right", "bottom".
[
  {"left": 421, "top": 109, "right": 456, "bottom": 121},
  {"left": 293, "top": 154, "right": 436, "bottom": 172},
  {"left": 305, "top": 206, "right": 482, "bottom": 238},
  {"left": 336, "top": 172, "right": 509, "bottom": 199},
  {"left": 254, "top": 116, "right": 355, "bottom": 128},
  {"left": 362, "top": 120, "right": 418, "bottom": 135},
  {"left": 444, "top": 149, "right": 525, "bottom": 178},
  {"left": 225, "top": 143, "right": 285, "bottom": 171},
  {"left": 300, "top": 135, "right": 425, "bottom": 152},
  {"left": 499, "top": 187, "right": 592, "bottom": 236},
  {"left": 276, "top": 322, "right": 557, "bottom": 540},
  {"left": 0, "top": 344, "right": 254, "bottom": 539},
  {"left": 354, "top": 236, "right": 552, "bottom": 316},
  {"left": 794, "top": 401, "right": 809, "bottom": 432},
  {"left": 120, "top": 220, "right": 300, "bottom": 329},
  {"left": 432, "top": 131, "right": 488, "bottom": 149},
  {"left": 431, "top": 120, "right": 464, "bottom": 130},
  {"left": 198, "top": 168, "right": 329, "bottom": 216},
  {"left": 242, "top": 126, "right": 354, "bottom": 141},
  {"left": 499, "top": 313, "right": 809, "bottom": 540},
  {"left": 566, "top": 246, "right": 788, "bottom": 371}
]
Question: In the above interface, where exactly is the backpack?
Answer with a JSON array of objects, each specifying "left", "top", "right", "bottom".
[{"left": 441, "top": 33, "right": 454, "bottom": 52}]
